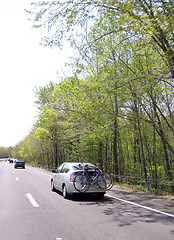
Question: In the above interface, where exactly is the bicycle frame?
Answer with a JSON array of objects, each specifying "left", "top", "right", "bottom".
[{"left": 84, "top": 166, "right": 103, "bottom": 186}]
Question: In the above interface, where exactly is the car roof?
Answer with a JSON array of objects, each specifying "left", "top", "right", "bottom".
[
  {"left": 63, "top": 162, "right": 95, "bottom": 166},
  {"left": 62, "top": 162, "right": 79, "bottom": 166},
  {"left": 62, "top": 162, "right": 96, "bottom": 170}
]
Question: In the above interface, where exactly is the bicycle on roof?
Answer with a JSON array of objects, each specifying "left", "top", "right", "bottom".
[{"left": 73, "top": 163, "right": 114, "bottom": 193}]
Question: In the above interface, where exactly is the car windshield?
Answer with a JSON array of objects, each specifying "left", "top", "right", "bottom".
[{"left": 72, "top": 163, "right": 96, "bottom": 171}]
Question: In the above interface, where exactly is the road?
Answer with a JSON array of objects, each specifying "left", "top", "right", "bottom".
[{"left": 0, "top": 161, "right": 174, "bottom": 240}]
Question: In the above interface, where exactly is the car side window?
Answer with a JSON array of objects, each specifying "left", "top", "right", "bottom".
[
  {"left": 61, "top": 164, "right": 70, "bottom": 173},
  {"left": 56, "top": 164, "right": 63, "bottom": 173}
]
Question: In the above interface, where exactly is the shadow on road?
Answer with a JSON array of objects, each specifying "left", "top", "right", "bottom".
[
  {"left": 103, "top": 199, "right": 174, "bottom": 228},
  {"left": 103, "top": 189, "right": 174, "bottom": 232},
  {"left": 54, "top": 189, "right": 113, "bottom": 205},
  {"left": 53, "top": 188, "right": 174, "bottom": 236}
]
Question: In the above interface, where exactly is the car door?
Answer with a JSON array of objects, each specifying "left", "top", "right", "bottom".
[
  {"left": 58, "top": 164, "right": 70, "bottom": 190},
  {"left": 54, "top": 164, "right": 63, "bottom": 190}
]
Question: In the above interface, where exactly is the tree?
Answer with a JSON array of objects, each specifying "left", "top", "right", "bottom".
[{"left": 27, "top": 0, "right": 174, "bottom": 78}]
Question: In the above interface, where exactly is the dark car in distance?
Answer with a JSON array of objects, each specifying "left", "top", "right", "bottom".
[{"left": 14, "top": 159, "right": 25, "bottom": 169}]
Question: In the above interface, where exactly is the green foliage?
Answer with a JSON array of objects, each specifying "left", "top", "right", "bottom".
[
  {"left": 33, "top": 127, "right": 51, "bottom": 142},
  {"left": 27, "top": 0, "right": 174, "bottom": 78},
  {"left": 0, "top": 147, "right": 11, "bottom": 158}
]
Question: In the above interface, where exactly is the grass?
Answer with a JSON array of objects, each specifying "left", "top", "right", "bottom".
[{"left": 113, "top": 182, "right": 174, "bottom": 200}]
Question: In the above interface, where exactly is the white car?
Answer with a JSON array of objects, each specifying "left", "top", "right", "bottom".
[{"left": 51, "top": 162, "right": 106, "bottom": 199}]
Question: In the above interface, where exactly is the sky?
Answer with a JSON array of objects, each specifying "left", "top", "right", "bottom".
[{"left": 0, "top": 0, "right": 72, "bottom": 147}]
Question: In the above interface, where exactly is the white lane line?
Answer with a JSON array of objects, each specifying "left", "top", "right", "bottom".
[
  {"left": 15, "top": 177, "right": 19, "bottom": 181},
  {"left": 106, "top": 194, "right": 174, "bottom": 218},
  {"left": 26, "top": 193, "right": 39, "bottom": 208},
  {"left": 56, "top": 238, "right": 63, "bottom": 240}
]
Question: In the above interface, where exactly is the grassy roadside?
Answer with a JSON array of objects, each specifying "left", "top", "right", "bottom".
[{"left": 113, "top": 182, "right": 174, "bottom": 200}]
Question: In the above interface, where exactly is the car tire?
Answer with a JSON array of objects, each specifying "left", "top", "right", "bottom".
[
  {"left": 62, "top": 184, "right": 68, "bottom": 199},
  {"left": 51, "top": 180, "right": 56, "bottom": 192}
]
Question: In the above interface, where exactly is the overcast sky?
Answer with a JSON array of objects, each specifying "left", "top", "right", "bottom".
[{"left": 0, "top": 0, "right": 71, "bottom": 147}]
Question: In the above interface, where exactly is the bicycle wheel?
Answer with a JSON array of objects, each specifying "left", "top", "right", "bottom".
[
  {"left": 97, "top": 172, "right": 114, "bottom": 190},
  {"left": 73, "top": 172, "right": 90, "bottom": 192}
]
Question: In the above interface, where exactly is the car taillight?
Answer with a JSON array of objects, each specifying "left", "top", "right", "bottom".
[{"left": 70, "top": 173, "right": 77, "bottom": 182}]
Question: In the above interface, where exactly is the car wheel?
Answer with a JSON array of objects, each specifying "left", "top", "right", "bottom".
[
  {"left": 51, "top": 180, "right": 56, "bottom": 192},
  {"left": 62, "top": 184, "right": 68, "bottom": 199}
]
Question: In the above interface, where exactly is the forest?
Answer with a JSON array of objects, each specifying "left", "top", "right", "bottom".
[
  {"left": 10, "top": 1, "right": 174, "bottom": 192},
  {"left": 0, "top": 147, "right": 11, "bottom": 158}
]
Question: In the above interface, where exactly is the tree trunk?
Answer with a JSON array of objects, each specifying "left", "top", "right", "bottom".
[
  {"left": 54, "top": 142, "right": 58, "bottom": 168},
  {"left": 40, "top": 143, "right": 45, "bottom": 166}
]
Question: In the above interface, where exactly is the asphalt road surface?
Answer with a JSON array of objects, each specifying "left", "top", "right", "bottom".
[{"left": 0, "top": 161, "right": 174, "bottom": 240}]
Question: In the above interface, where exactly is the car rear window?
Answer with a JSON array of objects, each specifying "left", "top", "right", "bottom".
[{"left": 72, "top": 163, "right": 95, "bottom": 171}]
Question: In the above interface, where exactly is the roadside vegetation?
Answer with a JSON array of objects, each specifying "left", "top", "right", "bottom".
[
  {"left": 0, "top": 147, "right": 11, "bottom": 158},
  {"left": 3, "top": 1, "right": 174, "bottom": 193}
]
